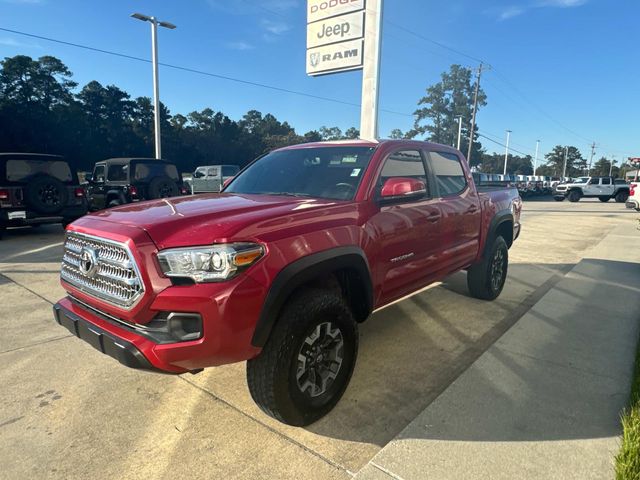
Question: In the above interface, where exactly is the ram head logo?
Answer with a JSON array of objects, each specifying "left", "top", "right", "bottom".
[{"left": 310, "top": 53, "right": 321, "bottom": 68}]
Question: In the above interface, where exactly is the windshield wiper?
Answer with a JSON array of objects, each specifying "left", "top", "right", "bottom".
[{"left": 263, "top": 192, "right": 312, "bottom": 198}]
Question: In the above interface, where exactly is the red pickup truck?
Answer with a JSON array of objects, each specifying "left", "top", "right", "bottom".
[{"left": 54, "top": 140, "right": 521, "bottom": 426}]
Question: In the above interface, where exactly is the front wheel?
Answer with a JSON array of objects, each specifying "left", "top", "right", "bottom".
[
  {"left": 467, "top": 236, "right": 509, "bottom": 301},
  {"left": 554, "top": 196, "right": 564, "bottom": 202},
  {"left": 598, "top": 196, "right": 610, "bottom": 202},
  {"left": 568, "top": 190, "right": 581, "bottom": 202},
  {"left": 615, "top": 190, "right": 629, "bottom": 203},
  {"left": 246, "top": 288, "right": 358, "bottom": 426}
]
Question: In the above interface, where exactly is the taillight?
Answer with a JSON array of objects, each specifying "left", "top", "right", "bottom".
[
  {"left": 74, "top": 187, "right": 85, "bottom": 198},
  {"left": 129, "top": 186, "right": 138, "bottom": 197},
  {"left": 631, "top": 184, "right": 636, "bottom": 196},
  {"left": 0, "top": 189, "right": 9, "bottom": 200},
  {"left": 180, "top": 186, "right": 189, "bottom": 195}
]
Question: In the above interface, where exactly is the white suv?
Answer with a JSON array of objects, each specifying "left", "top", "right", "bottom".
[{"left": 554, "top": 176, "right": 630, "bottom": 203}]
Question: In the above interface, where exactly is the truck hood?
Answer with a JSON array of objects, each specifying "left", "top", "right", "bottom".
[{"left": 87, "top": 193, "right": 344, "bottom": 249}]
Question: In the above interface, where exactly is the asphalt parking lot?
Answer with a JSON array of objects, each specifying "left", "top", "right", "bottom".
[{"left": 0, "top": 198, "right": 636, "bottom": 480}]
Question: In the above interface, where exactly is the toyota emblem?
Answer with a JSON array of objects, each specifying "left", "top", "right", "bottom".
[{"left": 79, "top": 247, "right": 98, "bottom": 278}]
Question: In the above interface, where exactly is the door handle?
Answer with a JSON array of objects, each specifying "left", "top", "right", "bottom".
[
  {"left": 427, "top": 214, "right": 441, "bottom": 223},
  {"left": 466, "top": 205, "right": 479, "bottom": 214}
]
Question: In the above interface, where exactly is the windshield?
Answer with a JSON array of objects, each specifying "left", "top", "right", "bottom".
[
  {"left": 225, "top": 146, "right": 376, "bottom": 200},
  {"left": 574, "top": 177, "right": 590, "bottom": 184}
]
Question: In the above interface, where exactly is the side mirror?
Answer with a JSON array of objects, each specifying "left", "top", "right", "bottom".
[
  {"left": 193, "top": 171, "right": 203, "bottom": 178},
  {"left": 380, "top": 177, "right": 426, "bottom": 203},
  {"left": 85, "top": 173, "right": 93, "bottom": 183},
  {"left": 222, "top": 177, "right": 235, "bottom": 190}
]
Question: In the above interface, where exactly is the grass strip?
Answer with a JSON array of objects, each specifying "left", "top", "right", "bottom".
[{"left": 616, "top": 331, "right": 640, "bottom": 480}]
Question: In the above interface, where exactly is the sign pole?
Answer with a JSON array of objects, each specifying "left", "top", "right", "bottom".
[{"left": 360, "top": 0, "right": 383, "bottom": 141}]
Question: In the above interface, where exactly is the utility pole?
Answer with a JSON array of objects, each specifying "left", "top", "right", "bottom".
[
  {"left": 467, "top": 62, "right": 489, "bottom": 162},
  {"left": 455, "top": 115, "right": 463, "bottom": 150},
  {"left": 533, "top": 140, "right": 540, "bottom": 175},
  {"left": 503, "top": 130, "right": 512, "bottom": 175},
  {"left": 609, "top": 156, "right": 616, "bottom": 177},
  {"left": 131, "top": 13, "right": 176, "bottom": 159},
  {"left": 588, "top": 142, "right": 596, "bottom": 176},
  {"left": 562, "top": 146, "right": 569, "bottom": 179}
]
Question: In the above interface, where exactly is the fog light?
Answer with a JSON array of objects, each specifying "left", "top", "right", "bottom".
[
  {"left": 144, "top": 312, "right": 202, "bottom": 343},
  {"left": 167, "top": 313, "right": 202, "bottom": 342}
]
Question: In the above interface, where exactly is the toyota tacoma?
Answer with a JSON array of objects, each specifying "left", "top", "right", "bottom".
[{"left": 53, "top": 140, "right": 522, "bottom": 426}]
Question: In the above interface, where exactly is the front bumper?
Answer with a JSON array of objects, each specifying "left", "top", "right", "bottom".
[{"left": 54, "top": 303, "right": 157, "bottom": 371}]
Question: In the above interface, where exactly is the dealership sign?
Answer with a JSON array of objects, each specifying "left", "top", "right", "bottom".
[{"left": 307, "top": 0, "right": 366, "bottom": 76}]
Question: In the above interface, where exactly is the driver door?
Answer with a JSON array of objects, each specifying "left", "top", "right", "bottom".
[{"left": 366, "top": 149, "right": 444, "bottom": 305}]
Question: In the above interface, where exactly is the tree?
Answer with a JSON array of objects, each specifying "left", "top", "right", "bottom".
[
  {"left": 480, "top": 153, "right": 532, "bottom": 175},
  {"left": 408, "top": 64, "right": 486, "bottom": 165},
  {"left": 389, "top": 128, "right": 405, "bottom": 139},
  {"left": 318, "top": 126, "right": 343, "bottom": 140},
  {"left": 543, "top": 145, "right": 584, "bottom": 177}
]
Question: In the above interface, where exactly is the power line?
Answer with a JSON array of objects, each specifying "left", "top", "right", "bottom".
[
  {"left": 0, "top": 26, "right": 412, "bottom": 118},
  {"left": 478, "top": 131, "right": 532, "bottom": 158}
]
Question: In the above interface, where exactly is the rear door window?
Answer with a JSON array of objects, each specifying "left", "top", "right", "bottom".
[
  {"left": 107, "top": 164, "right": 128, "bottom": 182},
  {"left": 428, "top": 151, "right": 467, "bottom": 196},
  {"left": 6, "top": 159, "right": 73, "bottom": 183},
  {"left": 134, "top": 162, "right": 179, "bottom": 181}
]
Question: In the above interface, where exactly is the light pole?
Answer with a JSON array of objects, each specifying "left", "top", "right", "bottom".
[
  {"left": 533, "top": 140, "right": 540, "bottom": 175},
  {"left": 503, "top": 130, "right": 512, "bottom": 176},
  {"left": 562, "top": 146, "right": 569, "bottom": 179},
  {"left": 131, "top": 12, "right": 176, "bottom": 159},
  {"left": 609, "top": 157, "right": 617, "bottom": 177},
  {"left": 455, "top": 116, "right": 463, "bottom": 150}
]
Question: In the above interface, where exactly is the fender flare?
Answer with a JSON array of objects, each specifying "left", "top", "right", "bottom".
[
  {"left": 483, "top": 209, "right": 515, "bottom": 254},
  {"left": 251, "top": 246, "right": 373, "bottom": 347}
]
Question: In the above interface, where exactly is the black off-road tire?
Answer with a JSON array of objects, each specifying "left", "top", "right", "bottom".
[
  {"left": 615, "top": 190, "right": 629, "bottom": 203},
  {"left": 554, "top": 196, "right": 564, "bottom": 202},
  {"left": 107, "top": 199, "right": 122, "bottom": 208},
  {"left": 246, "top": 288, "right": 358, "bottom": 426},
  {"left": 148, "top": 176, "right": 179, "bottom": 199},
  {"left": 598, "top": 196, "right": 610, "bottom": 202},
  {"left": 467, "top": 236, "right": 509, "bottom": 301},
  {"left": 25, "top": 175, "right": 68, "bottom": 215},
  {"left": 567, "top": 190, "right": 581, "bottom": 202}
]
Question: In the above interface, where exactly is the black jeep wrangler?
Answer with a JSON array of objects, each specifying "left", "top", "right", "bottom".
[
  {"left": 0, "top": 153, "right": 88, "bottom": 238},
  {"left": 86, "top": 158, "right": 187, "bottom": 211}
]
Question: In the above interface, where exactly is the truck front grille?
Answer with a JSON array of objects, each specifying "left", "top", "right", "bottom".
[{"left": 61, "top": 232, "right": 144, "bottom": 309}]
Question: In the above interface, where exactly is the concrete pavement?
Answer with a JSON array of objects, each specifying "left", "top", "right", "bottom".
[
  {"left": 355, "top": 220, "right": 640, "bottom": 480},
  {"left": 0, "top": 199, "right": 636, "bottom": 479}
]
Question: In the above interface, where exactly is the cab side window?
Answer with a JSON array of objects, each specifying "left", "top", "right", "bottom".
[
  {"left": 379, "top": 150, "right": 429, "bottom": 195},
  {"left": 429, "top": 151, "right": 467, "bottom": 196},
  {"left": 93, "top": 165, "right": 105, "bottom": 183},
  {"left": 601, "top": 177, "right": 611, "bottom": 185}
]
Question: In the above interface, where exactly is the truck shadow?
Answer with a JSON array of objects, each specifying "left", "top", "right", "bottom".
[{"left": 305, "top": 259, "right": 633, "bottom": 447}]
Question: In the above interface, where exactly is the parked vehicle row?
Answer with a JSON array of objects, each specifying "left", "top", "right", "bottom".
[{"left": 184, "top": 164, "right": 240, "bottom": 194}]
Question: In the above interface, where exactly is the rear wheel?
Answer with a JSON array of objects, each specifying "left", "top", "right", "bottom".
[
  {"left": 568, "top": 190, "right": 582, "bottom": 202},
  {"left": 467, "top": 236, "right": 509, "bottom": 301},
  {"left": 598, "top": 196, "right": 610, "bottom": 202},
  {"left": 615, "top": 190, "right": 629, "bottom": 203},
  {"left": 107, "top": 199, "right": 121, "bottom": 208},
  {"left": 246, "top": 288, "right": 358, "bottom": 426}
]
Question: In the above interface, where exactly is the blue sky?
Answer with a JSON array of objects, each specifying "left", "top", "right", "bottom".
[{"left": 0, "top": 0, "right": 638, "bottom": 162}]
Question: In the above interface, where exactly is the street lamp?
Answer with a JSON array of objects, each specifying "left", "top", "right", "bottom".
[
  {"left": 455, "top": 115, "right": 463, "bottom": 151},
  {"left": 503, "top": 130, "right": 512, "bottom": 176},
  {"left": 609, "top": 157, "right": 617, "bottom": 177},
  {"left": 131, "top": 12, "right": 176, "bottom": 159}
]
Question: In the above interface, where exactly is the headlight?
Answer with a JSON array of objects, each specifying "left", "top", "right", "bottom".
[{"left": 157, "top": 243, "right": 264, "bottom": 283}]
